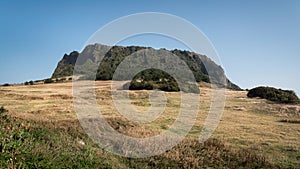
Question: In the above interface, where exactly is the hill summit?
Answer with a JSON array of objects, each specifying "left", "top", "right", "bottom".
[{"left": 52, "top": 44, "right": 240, "bottom": 90}]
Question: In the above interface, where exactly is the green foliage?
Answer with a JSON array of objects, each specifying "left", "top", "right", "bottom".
[
  {"left": 44, "top": 78, "right": 54, "bottom": 84},
  {"left": 157, "top": 80, "right": 180, "bottom": 92},
  {"left": 247, "top": 86, "right": 299, "bottom": 104},
  {"left": 0, "top": 106, "right": 7, "bottom": 114},
  {"left": 43, "top": 78, "right": 69, "bottom": 84},
  {"left": 127, "top": 80, "right": 155, "bottom": 90},
  {"left": 0, "top": 107, "right": 33, "bottom": 168},
  {"left": 122, "top": 69, "right": 199, "bottom": 93},
  {"left": 55, "top": 77, "right": 67, "bottom": 83},
  {"left": 171, "top": 49, "right": 210, "bottom": 83},
  {"left": 127, "top": 69, "right": 179, "bottom": 91},
  {"left": 25, "top": 81, "right": 34, "bottom": 85},
  {"left": 0, "top": 107, "right": 115, "bottom": 168}
]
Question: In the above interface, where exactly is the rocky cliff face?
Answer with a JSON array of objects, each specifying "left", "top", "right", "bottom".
[
  {"left": 52, "top": 44, "right": 241, "bottom": 90},
  {"left": 52, "top": 51, "right": 79, "bottom": 78}
]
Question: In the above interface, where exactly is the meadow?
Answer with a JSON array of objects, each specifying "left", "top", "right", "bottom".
[{"left": 0, "top": 81, "right": 299, "bottom": 168}]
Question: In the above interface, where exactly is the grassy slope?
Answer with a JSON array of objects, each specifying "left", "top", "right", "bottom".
[{"left": 0, "top": 81, "right": 299, "bottom": 168}]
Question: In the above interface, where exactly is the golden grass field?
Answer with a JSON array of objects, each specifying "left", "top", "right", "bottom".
[{"left": 0, "top": 81, "right": 299, "bottom": 167}]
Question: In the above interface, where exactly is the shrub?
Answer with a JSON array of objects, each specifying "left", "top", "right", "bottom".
[
  {"left": 44, "top": 78, "right": 54, "bottom": 84},
  {"left": 2, "top": 83, "right": 10, "bottom": 86},
  {"left": 122, "top": 69, "right": 199, "bottom": 93},
  {"left": 123, "top": 79, "right": 199, "bottom": 93},
  {"left": 54, "top": 78, "right": 66, "bottom": 83},
  {"left": 128, "top": 80, "right": 154, "bottom": 90},
  {"left": 0, "top": 106, "right": 7, "bottom": 114},
  {"left": 278, "top": 119, "right": 300, "bottom": 124},
  {"left": 158, "top": 80, "right": 180, "bottom": 92},
  {"left": 247, "top": 86, "right": 299, "bottom": 104}
]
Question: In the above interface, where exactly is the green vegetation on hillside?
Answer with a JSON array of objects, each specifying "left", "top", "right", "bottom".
[
  {"left": 52, "top": 51, "right": 79, "bottom": 78},
  {"left": 52, "top": 44, "right": 241, "bottom": 91},
  {"left": 247, "top": 86, "right": 299, "bottom": 104},
  {"left": 95, "top": 47, "right": 216, "bottom": 85}
]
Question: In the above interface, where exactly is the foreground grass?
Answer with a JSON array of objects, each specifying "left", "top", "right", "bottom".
[
  {"left": 0, "top": 107, "right": 282, "bottom": 168},
  {"left": 0, "top": 82, "right": 299, "bottom": 168}
]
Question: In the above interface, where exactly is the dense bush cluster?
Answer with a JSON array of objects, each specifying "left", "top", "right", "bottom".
[
  {"left": 122, "top": 69, "right": 199, "bottom": 93},
  {"left": 247, "top": 86, "right": 299, "bottom": 104},
  {"left": 43, "top": 77, "right": 70, "bottom": 84},
  {"left": 1, "top": 83, "right": 10, "bottom": 87},
  {"left": 124, "top": 79, "right": 180, "bottom": 92},
  {"left": 44, "top": 78, "right": 54, "bottom": 84},
  {"left": 128, "top": 69, "right": 179, "bottom": 92},
  {"left": 24, "top": 81, "right": 34, "bottom": 85}
]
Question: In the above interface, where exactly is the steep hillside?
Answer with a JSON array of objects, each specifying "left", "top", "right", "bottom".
[
  {"left": 52, "top": 44, "right": 240, "bottom": 90},
  {"left": 52, "top": 51, "right": 79, "bottom": 78}
]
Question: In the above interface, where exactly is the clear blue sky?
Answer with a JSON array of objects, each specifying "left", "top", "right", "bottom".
[{"left": 0, "top": 0, "right": 299, "bottom": 96}]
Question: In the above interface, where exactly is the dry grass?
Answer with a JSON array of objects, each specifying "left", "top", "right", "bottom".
[{"left": 0, "top": 81, "right": 299, "bottom": 167}]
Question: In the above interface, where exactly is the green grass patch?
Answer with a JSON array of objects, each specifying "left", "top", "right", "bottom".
[{"left": 0, "top": 106, "right": 293, "bottom": 168}]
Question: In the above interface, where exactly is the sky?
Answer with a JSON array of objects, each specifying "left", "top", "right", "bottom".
[{"left": 0, "top": 0, "right": 299, "bottom": 96}]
